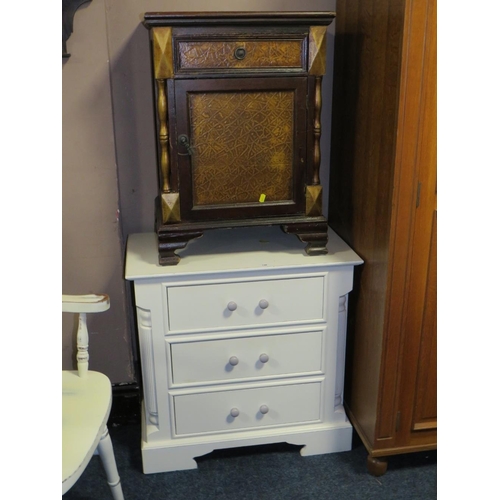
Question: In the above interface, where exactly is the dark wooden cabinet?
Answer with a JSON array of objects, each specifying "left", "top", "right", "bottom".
[
  {"left": 327, "top": 0, "right": 436, "bottom": 475},
  {"left": 143, "top": 12, "right": 335, "bottom": 264}
]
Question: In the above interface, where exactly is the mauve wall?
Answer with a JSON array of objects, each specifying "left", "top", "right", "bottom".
[
  {"left": 62, "top": 0, "right": 337, "bottom": 384},
  {"left": 62, "top": 0, "right": 134, "bottom": 383}
]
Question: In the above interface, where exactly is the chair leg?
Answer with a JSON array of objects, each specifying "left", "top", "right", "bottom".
[{"left": 97, "top": 426, "right": 125, "bottom": 500}]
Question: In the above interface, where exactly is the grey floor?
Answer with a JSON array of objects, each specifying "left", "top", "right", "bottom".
[{"left": 63, "top": 423, "right": 437, "bottom": 499}]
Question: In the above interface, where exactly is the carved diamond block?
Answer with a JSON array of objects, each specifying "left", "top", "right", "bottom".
[
  {"left": 306, "top": 185, "right": 323, "bottom": 216},
  {"left": 161, "top": 192, "right": 181, "bottom": 223},
  {"left": 152, "top": 27, "right": 173, "bottom": 79},
  {"left": 309, "top": 26, "right": 328, "bottom": 76}
]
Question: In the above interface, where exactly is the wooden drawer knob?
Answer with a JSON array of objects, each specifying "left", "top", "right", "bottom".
[
  {"left": 259, "top": 353, "right": 269, "bottom": 363},
  {"left": 259, "top": 405, "right": 269, "bottom": 415},
  {"left": 230, "top": 408, "right": 240, "bottom": 418},
  {"left": 227, "top": 301, "right": 238, "bottom": 311},
  {"left": 229, "top": 356, "right": 239, "bottom": 366},
  {"left": 259, "top": 299, "right": 269, "bottom": 309}
]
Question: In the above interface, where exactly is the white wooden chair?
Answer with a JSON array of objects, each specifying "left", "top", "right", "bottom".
[{"left": 62, "top": 294, "right": 124, "bottom": 499}]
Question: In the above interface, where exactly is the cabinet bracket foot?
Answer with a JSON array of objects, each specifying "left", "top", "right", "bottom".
[{"left": 281, "top": 220, "right": 329, "bottom": 256}]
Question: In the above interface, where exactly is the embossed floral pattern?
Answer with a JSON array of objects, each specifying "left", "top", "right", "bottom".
[
  {"left": 189, "top": 91, "right": 295, "bottom": 205},
  {"left": 178, "top": 40, "right": 303, "bottom": 70}
]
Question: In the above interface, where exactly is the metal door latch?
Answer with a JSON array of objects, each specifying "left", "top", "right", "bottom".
[{"left": 178, "top": 134, "right": 193, "bottom": 155}]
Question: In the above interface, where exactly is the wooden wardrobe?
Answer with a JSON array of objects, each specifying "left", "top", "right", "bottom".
[{"left": 327, "top": 0, "right": 436, "bottom": 475}]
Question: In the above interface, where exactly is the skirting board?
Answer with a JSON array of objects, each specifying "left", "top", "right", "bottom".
[{"left": 109, "top": 383, "right": 141, "bottom": 426}]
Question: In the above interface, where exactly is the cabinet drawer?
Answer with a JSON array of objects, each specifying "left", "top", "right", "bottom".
[
  {"left": 166, "top": 276, "right": 325, "bottom": 333},
  {"left": 176, "top": 38, "right": 306, "bottom": 72},
  {"left": 170, "top": 330, "right": 323, "bottom": 386},
  {"left": 173, "top": 382, "right": 321, "bottom": 436}
]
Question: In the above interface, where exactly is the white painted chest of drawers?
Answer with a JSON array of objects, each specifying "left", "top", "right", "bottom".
[{"left": 125, "top": 226, "right": 362, "bottom": 474}]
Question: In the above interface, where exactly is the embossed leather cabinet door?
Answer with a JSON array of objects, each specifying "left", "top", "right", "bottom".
[{"left": 174, "top": 77, "right": 308, "bottom": 221}]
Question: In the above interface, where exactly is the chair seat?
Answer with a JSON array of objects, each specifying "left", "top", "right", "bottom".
[{"left": 62, "top": 370, "right": 112, "bottom": 493}]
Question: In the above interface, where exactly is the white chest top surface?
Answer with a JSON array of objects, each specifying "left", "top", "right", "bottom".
[{"left": 125, "top": 226, "right": 363, "bottom": 280}]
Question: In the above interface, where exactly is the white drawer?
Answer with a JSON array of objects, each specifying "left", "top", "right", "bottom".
[
  {"left": 173, "top": 382, "right": 322, "bottom": 436},
  {"left": 166, "top": 276, "right": 324, "bottom": 333},
  {"left": 170, "top": 330, "right": 323, "bottom": 386}
]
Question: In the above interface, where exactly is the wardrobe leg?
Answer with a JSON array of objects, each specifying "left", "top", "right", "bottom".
[{"left": 366, "top": 455, "right": 388, "bottom": 476}]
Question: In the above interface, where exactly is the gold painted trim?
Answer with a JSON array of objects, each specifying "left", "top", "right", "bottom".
[
  {"left": 156, "top": 79, "right": 171, "bottom": 193},
  {"left": 312, "top": 77, "right": 322, "bottom": 185},
  {"left": 309, "top": 26, "right": 328, "bottom": 75},
  {"left": 161, "top": 192, "right": 181, "bottom": 223},
  {"left": 152, "top": 27, "right": 173, "bottom": 79},
  {"left": 306, "top": 185, "right": 323, "bottom": 216}
]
